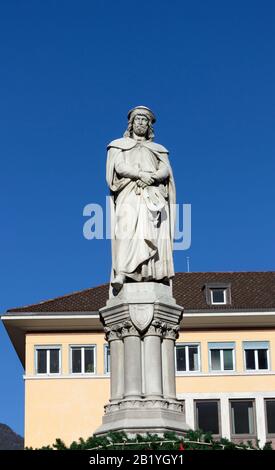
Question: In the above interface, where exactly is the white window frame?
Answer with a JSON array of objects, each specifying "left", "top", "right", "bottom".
[
  {"left": 243, "top": 341, "right": 270, "bottom": 372},
  {"left": 104, "top": 344, "right": 110, "bottom": 375},
  {"left": 35, "top": 345, "right": 61, "bottom": 375},
  {"left": 70, "top": 345, "right": 97, "bottom": 375},
  {"left": 175, "top": 343, "right": 201, "bottom": 373},
  {"left": 210, "top": 288, "right": 227, "bottom": 305},
  {"left": 208, "top": 342, "right": 235, "bottom": 372}
]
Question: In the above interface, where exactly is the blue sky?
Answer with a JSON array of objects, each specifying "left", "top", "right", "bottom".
[{"left": 0, "top": 0, "right": 274, "bottom": 436}]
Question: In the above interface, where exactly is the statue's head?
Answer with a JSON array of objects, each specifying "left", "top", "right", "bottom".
[{"left": 124, "top": 106, "right": 156, "bottom": 141}]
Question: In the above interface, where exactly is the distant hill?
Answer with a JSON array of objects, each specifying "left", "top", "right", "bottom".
[{"left": 0, "top": 423, "right": 24, "bottom": 450}]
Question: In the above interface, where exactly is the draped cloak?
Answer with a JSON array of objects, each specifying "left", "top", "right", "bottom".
[{"left": 106, "top": 137, "right": 176, "bottom": 284}]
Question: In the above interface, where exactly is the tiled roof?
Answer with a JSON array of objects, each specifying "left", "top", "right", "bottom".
[{"left": 7, "top": 272, "right": 275, "bottom": 313}]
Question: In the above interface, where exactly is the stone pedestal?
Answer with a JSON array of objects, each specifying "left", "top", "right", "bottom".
[{"left": 94, "top": 282, "right": 189, "bottom": 435}]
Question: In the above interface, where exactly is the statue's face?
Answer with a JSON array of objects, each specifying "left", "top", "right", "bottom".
[{"left": 132, "top": 114, "right": 149, "bottom": 137}]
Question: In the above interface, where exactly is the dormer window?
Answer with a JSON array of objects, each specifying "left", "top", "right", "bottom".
[
  {"left": 210, "top": 288, "right": 227, "bottom": 305},
  {"left": 204, "top": 283, "right": 231, "bottom": 306}
]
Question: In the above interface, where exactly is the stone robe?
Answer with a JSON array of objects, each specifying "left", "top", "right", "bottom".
[{"left": 106, "top": 137, "right": 176, "bottom": 283}]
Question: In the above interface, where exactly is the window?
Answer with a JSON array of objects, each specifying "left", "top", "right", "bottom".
[
  {"left": 208, "top": 342, "right": 235, "bottom": 371},
  {"left": 70, "top": 346, "right": 96, "bottom": 374},
  {"left": 230, "top": 400, "right": 256, "bottom": 436},
  {"left": 195, "top": 400, "right": 220, "bottom": 435},
  {"left": 243, "top": 341, "right": 270, "bottom": 371},
  {"left": 104, "top": 344, "right": 110, "bottom": 374},
  {"left": 204, "top": 283, "right": 231, "bottom": 306},
  {"left": 176, "top": 344, "right": 200, "bottom": 372},
  {"left": 211, "top": 288, "right": 226, "bottom": 304},
  {"left": 265, "top": 399, "right": 275, "bottom": 436},
  {"left": 35, "top": 347, "right": 61, "bottom": 374}
]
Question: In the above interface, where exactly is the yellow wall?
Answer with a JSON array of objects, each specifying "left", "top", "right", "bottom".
[
  {"left": 25, "top": 332, "right": 109, "bottom": 448},
  {"left": 25, "top": 332, "right": 107, "bottom": 375},
  {"left": 176, "top": 329, "right": 275, "bottom": 393},
  {"left": 25, "top": 378, "right": 109, "bottom": 448},
  {"left": 24, "top": 329, "right": 275, "bottom": 448}
]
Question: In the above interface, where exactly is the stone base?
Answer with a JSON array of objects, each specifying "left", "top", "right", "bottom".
[
  {"left": 95, "top": 282, "right": 189, "bottom": 437},
  {"left": 106, "top": 282, "right": 176, "bottom": 307},
  {"left": 95, "top": 403, "right": 189, "bottom": 436}
]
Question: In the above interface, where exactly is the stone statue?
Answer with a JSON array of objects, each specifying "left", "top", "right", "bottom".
[
  {"left": 106, "top": 106, "right": 176, "bottom": 292},
  {"left": 96, "top": 107, "right": 187, "bottom": 436}
]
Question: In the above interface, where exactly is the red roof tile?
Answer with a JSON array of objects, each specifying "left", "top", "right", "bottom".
[{"left": 7, "top": 272, "right": 275, "bottom": 313}]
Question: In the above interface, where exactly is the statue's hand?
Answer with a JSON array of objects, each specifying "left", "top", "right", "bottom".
[
  {"left": 139, "top": 171, "right": 155, "bottom": 185},
  {"left": 137, "top": 179, "right": 148, "bottom": 189}
]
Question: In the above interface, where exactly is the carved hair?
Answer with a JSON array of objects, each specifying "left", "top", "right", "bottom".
[{"left": 123, "top": 115, "right": 154, "bottom": 141}]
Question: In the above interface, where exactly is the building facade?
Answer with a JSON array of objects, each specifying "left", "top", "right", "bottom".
[{"left": 2, "top": 272, "right": 275, "bottom": 448}]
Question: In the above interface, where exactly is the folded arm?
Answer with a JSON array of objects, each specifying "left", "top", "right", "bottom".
[
  {"left": 114, "top": 153, "right": 140, "bottom": 179},
  {"left": 153, "top": 161, "right": 170, "bottom": 182},
  {"left": 114, "top": 153, "right": 169, "bottom": 186}
]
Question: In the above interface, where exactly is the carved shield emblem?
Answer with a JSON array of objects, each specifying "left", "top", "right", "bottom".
[{"left": 129, "top": 304, "right": 154, "bottom": 333}]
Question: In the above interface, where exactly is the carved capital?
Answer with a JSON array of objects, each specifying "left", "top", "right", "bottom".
[
  {"left": 121, "top": 320, "right": 139, "bottom": 338},
  {"left": 162, "top": 324, "right": 180, "bottom": 340},
  {"left": 145, "top": 319, "right": 166, "bottom": 337},
  {"left": 104, "top": 324, "right": 123, "bottom": 342}
]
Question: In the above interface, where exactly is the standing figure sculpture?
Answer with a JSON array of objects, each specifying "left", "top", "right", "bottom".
[
  {"left": 106, "top": 106, "right": 176, "bottom": 292},
  {"left": 95, "top": 106, "right": 187, "bottom": 437}
]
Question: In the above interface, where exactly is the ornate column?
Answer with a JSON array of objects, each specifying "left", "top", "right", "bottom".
[
  {"left": 121, "top": 322, "right": 142, "bottom": 399},
  {"left": 104, "top": 326, "right": 124, "bottom": 402},
  {"left": 143, "top": 320, "right": 163, "bottom": 399},
  {"left": 162, "top": 325, "right": 179, "bottom": 400}
]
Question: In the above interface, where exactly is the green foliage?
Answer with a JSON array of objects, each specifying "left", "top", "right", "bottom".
[
  {"left": 53, "top": 438, "right": 67, "bottom": 450},
  {"left": 30, "top": 429, "right": 274, "bottom": 451},
  {"left": 263, "top": 441, "right": 273, "bottom": 451}
]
